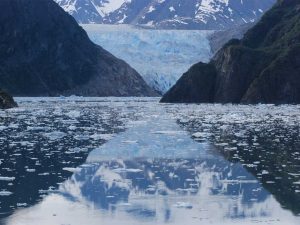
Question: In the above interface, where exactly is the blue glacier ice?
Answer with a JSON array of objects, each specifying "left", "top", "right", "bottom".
[{"left": 83, "top": 25, "right": 213, "bottom": 93}]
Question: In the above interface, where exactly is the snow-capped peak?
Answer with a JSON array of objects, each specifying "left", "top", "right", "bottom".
[{"left": 55, "top": 0, "right": 276, "bottom": 29}]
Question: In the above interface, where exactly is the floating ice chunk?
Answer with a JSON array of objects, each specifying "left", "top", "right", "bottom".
[
  {"left": 266, "top": 181, "right": 275, "bottom": 184},
  {"left": 38, "top": 173, "right": 50, "bottom": 176},
  {"left": 69, "top": 147, "right": 88, "bottom": 153},
  {"left": 185, "top": 178, "right": 194, "bottom": 182},
  {"left": 90, "top": 133, "right": 114, "bottom": 141},
  {"left": 53, "top": 108, "right": 63, "bottom": 115},
  {"left": 288, "top": 173, "right": 300, "bottom": 177},
  {"left": 0, "top": 126, "right": 7, "bottom": 131},
  {"left": 224, "top": 147, "right": 237, "bottom": 151},
  {"left": 8, "top": 124, "right": 18, "bottom": 129},
  {"left": 27, "top": 126, "right": 48, "bottom": 131},
  {"left": 17, "top": 203, "right": 28, "bottom": 207},
  {"left": 0, "top": 190, "right": 13, "bottom": 196},
  {"left": 66, "top": 110, "right": 81, "bottom": 118},
  {"left": 63, "top": 167, "right": 82, "bottom": 173},
  {"left": 215, "top": 143, "right": 228, "bottom": 146},
  {"left": 68, "top": 125, "right": 77, "bottom": 130},
  {"left": 0, "top": 177, "right": 15, "bottom": 181},
  {"left": 192, "top": 132, "right": 212, "bottom": 138},
  {"left": 74, "top": 135, "right": 90, "bottom": 141},
  {"left": 44, "top": 131, "right": 66, "bottom": 141},
  {"left": 26, "top": 169, "right": 36, "bottom": 172},
  {"left": 38, "top": 186, "right": 56, "bottom": 194},
  {"left": 19, "top": 141, "right": 34, "bottom": 147}
]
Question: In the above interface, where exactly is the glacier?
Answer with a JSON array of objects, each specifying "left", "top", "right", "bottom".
[{"left": 83, "top": 25, "right": 213, "bottom": 93}]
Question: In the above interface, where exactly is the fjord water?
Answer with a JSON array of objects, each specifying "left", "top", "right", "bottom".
[{"left": 0, "top": 98, "right": 300, "bottom": 225}]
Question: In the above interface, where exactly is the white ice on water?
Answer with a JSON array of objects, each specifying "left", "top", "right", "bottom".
[{"left": 4, "top": 98, "right": 300, "bottom": 225}]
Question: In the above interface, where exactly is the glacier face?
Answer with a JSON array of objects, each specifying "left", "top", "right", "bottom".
[
  {"left": 56, "top": 0, "right": 276, "bottom": 29},
  {"left": 83, "top": 25, "right": 212, "bottom": 93}
]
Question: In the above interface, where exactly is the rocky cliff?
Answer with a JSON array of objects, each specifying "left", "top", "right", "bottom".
[
  {"left": 0, "top": 0, "right": 157, "bottom": 97},
  {"left": 208, "top": 23, "right": 256, "bottom": 54},
  {"left": 0, "top": 90, "right": 17, "bottom": 109},
  {"left": 161, "top": 0, "right": 300, "bottom": 104}
]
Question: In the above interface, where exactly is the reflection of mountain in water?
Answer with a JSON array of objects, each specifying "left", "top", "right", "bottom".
[
  {"left": 7, "top": 105, "right": 299, "bottom": 225},
  {"left": 177, "top": 104, "right": 300, "bottom": 215},
  {"left": 61, "top": 157, "right": 270, "bottom": 216},
  {"left": 0, "top": 98, "right": 131, "bottom": 219},
  {"left": 3, "top": 100, "right": 300, "bottom": 225}
]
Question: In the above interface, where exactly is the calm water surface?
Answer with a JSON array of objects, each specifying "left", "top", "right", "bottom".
[{"left": 0, "top": 97, "right": 299, "bottom": 225}]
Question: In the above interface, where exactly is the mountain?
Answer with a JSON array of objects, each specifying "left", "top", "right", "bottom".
[
  {"left": 0, "top": 90, "right": 17, "bottom": 109},
  {"left": 208, "top": 22, "right": 255, "bottom": 53},
  {"left": 0, "top": 0, "right": 157, "bottom": 97},
  {"left": 54, "top": 0, "right": 276, "bottom": 95},
  {"left": 83, "top": 24, "right": 212, "bottom": 94},
  {"left": 55, "top": 0, "right": 276, "bottom": 30},
  {"left": 161, "top": 0, "right": 300, "bottom": 104}
]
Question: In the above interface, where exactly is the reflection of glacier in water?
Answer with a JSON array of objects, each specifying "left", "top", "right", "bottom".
[{"left": 5, "top": 100, "right": 300, "bottom": 225}]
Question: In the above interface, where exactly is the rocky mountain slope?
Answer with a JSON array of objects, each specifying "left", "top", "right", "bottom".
[
  {"left": 161, "top": 0, "right": 300, "bottom": 104},
  {"left": 0, "top": 0, "right": 157, "bottom": 97},
  {"left": 55, "top": 0, "right": 275, "bottom": 30},
  {"left": 208, "top": 22, "right": 255, "bottom": 53}
]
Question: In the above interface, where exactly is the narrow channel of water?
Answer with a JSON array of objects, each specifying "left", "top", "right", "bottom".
[{"left": 1, "top": 98, "right": 299, "bottom": 224}]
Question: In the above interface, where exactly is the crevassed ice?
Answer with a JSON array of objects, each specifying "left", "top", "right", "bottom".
[{"left": 83, "top": 24, "right": 213, "bottom": 93}]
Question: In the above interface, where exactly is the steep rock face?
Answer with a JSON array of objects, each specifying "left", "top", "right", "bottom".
[
  {"left": 208, "top": 23, "right": 256, "bottom": 54},
  {"left": 159, "top": 62, "right": 216, "bottom": 103},
  {"left": 243, "top": 45, "right": 300, "bottom": 103},
  {"left": 0, "top": 0, "right": 157, "bottom": 97},
  {"left": 55, "top": 0, "right": 275, "bottom": 30},
  {"left": 0, "top": 90, "right": 17, "bottom": 109},
  {"left": 161, "top": 0, "right": 300, "bottom": 104}
]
